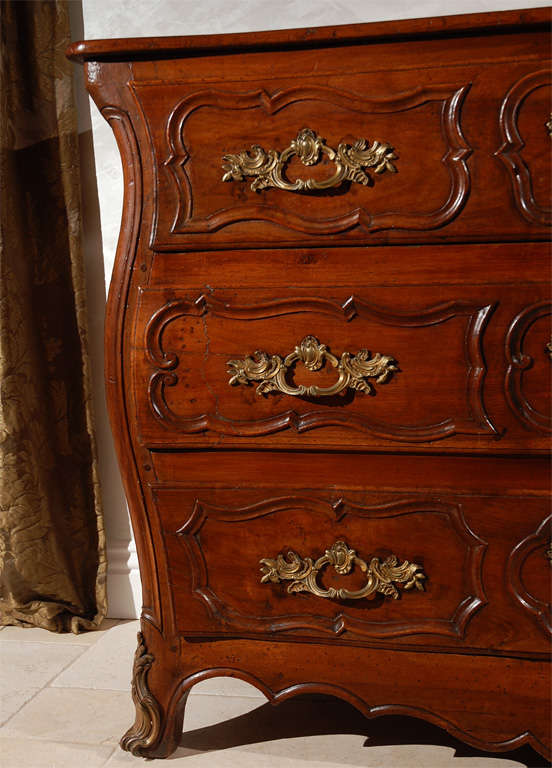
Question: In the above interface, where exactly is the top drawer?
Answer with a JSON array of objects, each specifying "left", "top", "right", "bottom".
[{"left": 129, "top": 43, "right": 551, "bottom": 251}]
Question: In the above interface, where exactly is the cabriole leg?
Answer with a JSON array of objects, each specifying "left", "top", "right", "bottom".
[{"left": 120, "top": 631, "right": 187, "bottom": 759}]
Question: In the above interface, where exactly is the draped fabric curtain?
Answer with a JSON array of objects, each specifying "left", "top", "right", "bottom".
[{"left": 0, "top": 0, "right": 107, "bottom": 631}]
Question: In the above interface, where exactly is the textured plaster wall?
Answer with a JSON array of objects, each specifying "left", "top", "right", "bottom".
[{"left": 72, "top": 0, "right": 549, "bottom": 618}]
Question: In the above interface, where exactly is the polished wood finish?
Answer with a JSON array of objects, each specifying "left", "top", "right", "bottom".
[
  {"left": 70, "top": 8, "right": 551, "bottom": 760},
  {"left": 66, "top": 7, "right": 550, "bottom": 62},
  {"left": 137, "top": 281, "right": 550, "bottom": 451}
]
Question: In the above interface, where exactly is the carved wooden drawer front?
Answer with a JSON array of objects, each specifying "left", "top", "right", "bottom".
[
  {"left": 135, "top": 283, "right": 551, "bottom": 451},
  {"left": 131, "top": 61, "right": 551, "bottom": 251},
  {"left": 150, "top": 483, "right": 550, "bottom": 655}
]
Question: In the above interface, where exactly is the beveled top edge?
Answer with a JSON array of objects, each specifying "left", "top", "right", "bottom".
[{"left": 66, "top": 7, "right": 550, "bottom": 63}]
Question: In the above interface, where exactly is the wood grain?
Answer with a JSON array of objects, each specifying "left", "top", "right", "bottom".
[{"left": 71, "top": 8, "right": 551, "bottom": 760}]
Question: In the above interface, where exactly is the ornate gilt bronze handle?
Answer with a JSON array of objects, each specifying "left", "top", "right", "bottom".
[
  {"left": 227, "top": 335, "right": 397, "bottom": 397},
  {"left": 222, "top": 128, "right": 397, "bottom": 193},
  {"left": 260, "top": 540, "right": 426, "bottom": 601}
]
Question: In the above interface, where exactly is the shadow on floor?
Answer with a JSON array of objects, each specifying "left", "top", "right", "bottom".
[{"left": 179, "top": 696, "right": 546, "bottom": 766}]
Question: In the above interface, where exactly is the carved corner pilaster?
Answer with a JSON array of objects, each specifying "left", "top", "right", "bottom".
[{"left": 120, "top": 632, "right": 162, "bottom": 756}]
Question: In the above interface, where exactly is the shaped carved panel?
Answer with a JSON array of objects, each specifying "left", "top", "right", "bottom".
[
  {"left": 508, "top": 516, "right": 552, "bottom": 635},
  {"left": 495, "top": 70, "right": 552, "bottom": 226},
  {"left": 136, "top": 80, "right": 471, "bottom": 249},
  {"left": 505, "top": 301, "right": 552, "bottom": 434},
  {"left": 141, "top": 290, "right": 497, "bottom": 444},
  {"left": 158, "top": 492, "right": 487, "bottom": 639}
]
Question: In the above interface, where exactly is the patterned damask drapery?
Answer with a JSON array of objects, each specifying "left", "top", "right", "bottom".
[{"left": 0, "top": 0, "right": 107, "bottom": 631}]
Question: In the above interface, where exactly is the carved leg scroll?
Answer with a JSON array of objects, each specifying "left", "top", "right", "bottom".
[
  {"left": 120, "top": 632, "right": 162, "bottom": 756},
  {"left": 120, "top": 631, "right": 190, "bottom": 759}
]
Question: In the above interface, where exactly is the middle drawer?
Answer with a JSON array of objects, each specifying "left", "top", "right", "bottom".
[{"left": 134, "top": 283, "right": 551, "bottom": 452}]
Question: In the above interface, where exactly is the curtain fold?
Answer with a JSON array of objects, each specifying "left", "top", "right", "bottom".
[{"left": 0, "top": 0, "right": 107, "bottom": 632}]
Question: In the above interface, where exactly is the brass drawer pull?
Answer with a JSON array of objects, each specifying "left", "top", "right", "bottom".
[
  {"left": 260, "top": 540, "right": 425, "bottom": 601},
  {"left": 222, "top": 127, "right": 397, "bottom": 193},
  {"left": 227, "top": 335, "right": 397, "bottom": 397}
]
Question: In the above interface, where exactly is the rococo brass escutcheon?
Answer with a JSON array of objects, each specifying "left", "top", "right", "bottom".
[
  {"left": 260, "top": 540, "right": 426, "bottom": 601},
  {"left": 222, "top": 127, "right": 397, "bottom": 192},
  {"left": 227, "top": 335, "right": 397, "bottom": 397}
]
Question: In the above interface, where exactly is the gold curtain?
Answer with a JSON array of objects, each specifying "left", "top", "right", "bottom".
[{"left": 0, "top": 0, "right": 107, "bottom": 631}]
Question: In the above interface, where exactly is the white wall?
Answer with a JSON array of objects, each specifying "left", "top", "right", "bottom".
[{"left": 72, "top": 0, "right": 550, "bottom": 619}]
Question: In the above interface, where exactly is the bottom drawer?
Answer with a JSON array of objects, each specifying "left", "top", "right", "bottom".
[{"left": 150, "top": 482, "right": 550, "bottom": 656}]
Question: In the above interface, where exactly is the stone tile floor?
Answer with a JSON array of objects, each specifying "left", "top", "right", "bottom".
[{"left": 0, "top": 620, "right": 545, "bottom": 767}]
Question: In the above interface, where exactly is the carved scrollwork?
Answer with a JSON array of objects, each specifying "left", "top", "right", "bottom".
[
  {"left": 495, "top": 70, "right": 552, "bottom": 226},
  {"left": 505, "top": 301, "right": 552, "bottom": 434},
  {"left": 227, "top": 335, "right": 397, "bottom": 397},
  {"left": 120, "top": 633, "right": 162, "bottom": 756},
  {"left": 169, "top": 493, "right": 487, "bottom": 638},
  {"left": 222, "top": 127, "right": 397, "bottom": 193},
  {"left": 158, "top": 83, "right": 471, "bottom": 245},
  {"left": 260, "top": 540, "right": 425, "bottom": 601},
  {"left": 507, "top": 516, "right": 552, "bottom": 635},
  {"left": 143, "top": 293, "right": 497, "bottom": 441}
]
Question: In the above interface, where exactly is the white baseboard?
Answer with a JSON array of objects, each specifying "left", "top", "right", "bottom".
[{"left": 106, "top": 538, "right": 142, "bottom": 619}]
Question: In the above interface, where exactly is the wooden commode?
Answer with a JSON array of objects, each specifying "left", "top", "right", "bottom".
[{"left": 68, "top": 8, "right": 551, "bottom": 760}]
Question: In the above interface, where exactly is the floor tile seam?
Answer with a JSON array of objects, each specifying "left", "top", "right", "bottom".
[
  {"left": 45, "top": 684, "right": 132, "bottom": 692},
  {"left": 42, "top": 645, "right": 91, "bottom": 688},
  {"left": 188, "top": 691, "right": 266, "bottom": 700},
  {"left": 100, "top": 744, "right": 121, "bottom": 766},
  {"left": 0, "top": 733, "right": 120, "bottom": 754},
  {"left": 0, "top": 687, "right": 42, "bottom": 729},
  {"left": 186, "top": 692, "right": 266, "bottom": 703},
  {"left": 0, "top": 637, "right": 102, "bottom": 648},
  {"left": 35, "top": 684, "right": 264, "bottom": 697},
  {"left": 0, "top": 620, "right": 129, "bottom": 645},
  {"left": 0, "top": 730, "right": 122, "bottom": 746}
]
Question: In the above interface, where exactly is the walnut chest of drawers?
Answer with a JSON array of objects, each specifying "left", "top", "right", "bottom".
[{"left": 69, "top": 8, "right": 551, "bottom": 760}]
